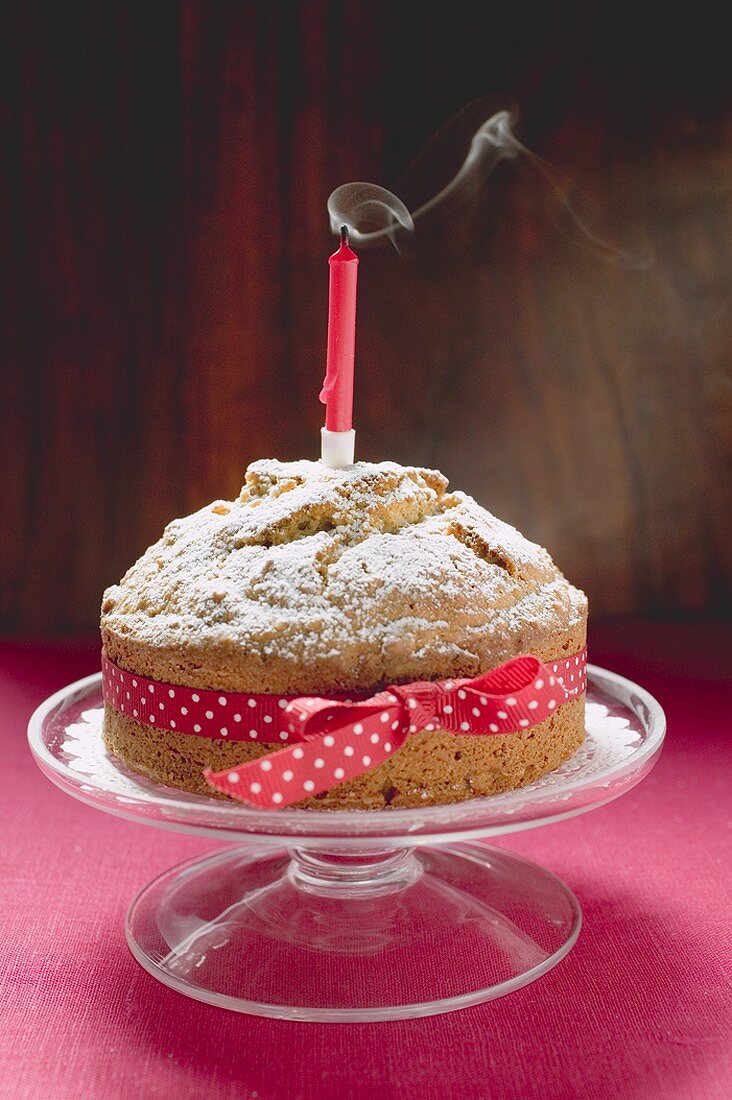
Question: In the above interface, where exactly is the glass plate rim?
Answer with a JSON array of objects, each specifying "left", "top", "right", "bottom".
[{"left": 28, "top": 663, "right": 666, "bottom": 841}]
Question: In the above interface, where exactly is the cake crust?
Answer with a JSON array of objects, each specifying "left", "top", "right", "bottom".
[{"left": 102, "top": 460, "right": 587, "bottom": 693}]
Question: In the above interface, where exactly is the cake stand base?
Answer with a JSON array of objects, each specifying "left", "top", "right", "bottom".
[{"left": 125, "top": 842, "right": 581, "bottom": 1022}]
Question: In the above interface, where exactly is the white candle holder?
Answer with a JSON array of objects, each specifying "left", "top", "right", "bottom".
[{"left": 320, "top": 427, "right": 356, "bottom": 468}]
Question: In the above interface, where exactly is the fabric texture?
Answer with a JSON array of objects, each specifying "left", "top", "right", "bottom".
[{"left": 1, "top": 623, "right": 730, "bottom": 1100}]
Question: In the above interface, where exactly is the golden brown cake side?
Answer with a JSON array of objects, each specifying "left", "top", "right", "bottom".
[{"left": 102, "top": 695, "right": 585, "bottom": 810}]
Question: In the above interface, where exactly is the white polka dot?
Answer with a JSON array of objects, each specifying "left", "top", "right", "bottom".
[
  {"left": 227, "top": 772, "right": 239, "bottom": 783},
  {"left": 370, "top": 732, "right": 380, "bottom": 744},
  {"left": 168, "top": 688, "right": 175, "bottom": 699},
  {"left": 344, "top": 746, "right": 355, "bottom": 757},
  {"left": 548, "top": 699, "right": 557, "bottom": 710},
  {"left": 260, "top": 759, "right": 272, "bottom": 772},
  {"left": 528, "top": 700, "right": 538, "bottom": 710},
  {"left": 279, "top": 731, "right": 288, "bottom": 741},
  {"left": 278, "top": 699, "right": 287, "bottom": 709},
  {"left": 553, "top": 665, "right": 558, "bottom": 673},
  {"left": 248, "top": 699, "right": 257, "bottom": 708},
  {"left": 480, "top": 696, "right": 488, "bottom": 705},
  {"left": 249, "top": 729, "right": 257, "bottom": 738},
  {"left": 334, "top": 767, "right": 345, "bottom": 780},
  {"left": 249, "top": 781, "right": 261, "bottom": 794},
  {"left": 148, "top": 684, "right": 154, "bottom": 694},
  {"left": 303, "top": 780, "right": 315, "bottom": 792},
  {"left": 443, "top": 704, "right": 453, "bottom": 714},
  {"left": 314, "top": 758, "right": 325, "bottom": 769},
  {"left": 497, "top": 710, "right": 508, "bottom": 720},
  {"left": 458, "top": 689, "right": 467, "bottom": 700},
  {"left": 170, "top": 720, "right": 176, "bottom": 729},
  {"left": 148, "top": 714, "right": 156, "bottom": 723},
  {"left": 535, "top": 679, "right": 544, "bottom": 690},
  {"left": 158, "top": 701, "right": 164, "bottom": 711},
  {"left": 272, "top": 792, "right": 283, "bottom": 804},
  {"left": 282, "top": 770, "right": 294, "bottom": 781},
  {"left": 362, "top": 755, "right": 371, "bottom": 767},
  {"left": 218, "top": 696, "right": 227, "bottom": 706},
  {"left": 391, "top": 720, "right": 400, "bottom": 730},
  {"left": 132, "top": 709, "right": 138, "bottom": 717},
  {"left": 126, "top": 691, "right": 130, "bottom": 700},
  {"left": 293, "top": 747, "right": 304, "bottom": 760},
  {"left": 205, "top": 709, "right": 214, "bottom": 719},
  {"left": 549, "top": 676, "right": 556, "bottom": 686},
  {"left": 380, "top": 711, "right": 390, "bottom": 723},
  {"left": 407, "top": 699, "right": 417, "bottom": 710},
  {"left": 425, "top": 723, "right": 435, "bottom": 731},
  {"left": 575, "top": 657, "right": 580, "bottom": 666},
  {"left": 506, "top": 697, "right": 517, "bottom": 706},
  {"left": 570, "top": 674, "right": 575, "bottom": 682},
  {"left": 460, "top": 721, "right": 470, "bottom": 731},
  {"left": 323, "top": 735, "right": 335, "bottom": 747},
  {"left": 519, "top": 718, "right": 529, "bottom": 727},
  {"left": 409, "top": 725, "right": 417, "bottom": 734},
  {"left": 263, "top": 715, "right": 273, "bottom": 724},
  {"left": 132, "top": 679, "right": 137, "bottom": 688},
  {"left": 289, "top": 723, "right": 295, "bottom": 732},
  {"left": 220, "top": 727, "right": 228, "bottom": 736},
  {"left": 180, "top": 706, "right": 188, "bottom": 716},
  {"left": 353, "top": 723, "right": 364, "bottom": 734},
  {"left": 489, "top": 723, "right": 499, "bottom": 733},
  {"left": 192, "top": 693, "right": 200, "bottom": 702},
  {"left": 193, "top": 723, "right": 201, "bottom": 732},
  {"left": 384, "top": 742, "right": 392, "bottom": 752},
  {"left": 234, "top": 713, "right": 241, "bottom": 722},
  {"left": 472, "top": 707, "right": 481, "bottom": 717}
]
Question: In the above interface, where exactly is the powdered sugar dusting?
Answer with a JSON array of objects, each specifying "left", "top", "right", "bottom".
[{"left": 101, "top": 460, "right": 586, "bottom": 684}]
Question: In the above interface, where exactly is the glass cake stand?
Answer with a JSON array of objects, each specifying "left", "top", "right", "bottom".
[{"left": 28, "top": 664, "right": 665, "bottom": 1022}]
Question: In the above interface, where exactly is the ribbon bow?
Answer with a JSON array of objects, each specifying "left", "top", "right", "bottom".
[{"left": 205, "top": 655, "right": 569, "bottom": 807}]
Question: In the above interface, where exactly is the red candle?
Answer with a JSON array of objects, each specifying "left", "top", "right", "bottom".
[{"left": 320, "top": 226, "right": 359, "bottom": 433}]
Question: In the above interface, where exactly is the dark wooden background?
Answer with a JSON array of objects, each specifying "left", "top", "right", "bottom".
[{"left": 2, "top": 1, "right": 731, "bottom": 633}]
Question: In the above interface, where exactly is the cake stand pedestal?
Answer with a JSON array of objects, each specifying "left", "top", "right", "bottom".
[{"left": 28, "top": 665, "right": 665, "bottom": 1022}]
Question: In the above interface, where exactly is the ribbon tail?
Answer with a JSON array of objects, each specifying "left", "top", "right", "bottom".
[{"left": 205, "top": 702, "right": 405, "bottom": 808}]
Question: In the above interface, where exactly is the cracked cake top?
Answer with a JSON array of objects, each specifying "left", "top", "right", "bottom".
[{"left": 101, "top": 460, "right": 587, "bottom": 692}]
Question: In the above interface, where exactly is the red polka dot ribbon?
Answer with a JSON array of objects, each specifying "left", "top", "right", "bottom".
[{"left": 101, "top": 649, "right": 587, "bottom": 808}]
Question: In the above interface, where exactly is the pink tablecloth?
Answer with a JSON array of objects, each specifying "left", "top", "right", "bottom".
[{"left": 1, "top": 623, "right": 730, "bottom": 1100}]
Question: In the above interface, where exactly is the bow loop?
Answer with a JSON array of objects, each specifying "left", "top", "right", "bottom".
[
  {"left": 390, "top": 681, "right": 442, "bottom": 732},
  {"left": 284, "top": 691, "right": 399, "bottom": 741}
]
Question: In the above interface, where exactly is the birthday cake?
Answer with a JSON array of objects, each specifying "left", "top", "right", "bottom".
[{"left": 100, "top": 459, "right": 588, "bottom": 810}]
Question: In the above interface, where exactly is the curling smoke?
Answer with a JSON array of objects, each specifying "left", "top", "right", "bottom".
[{"left": 328, "top": 100, "right": 652, "bottom": 270}]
